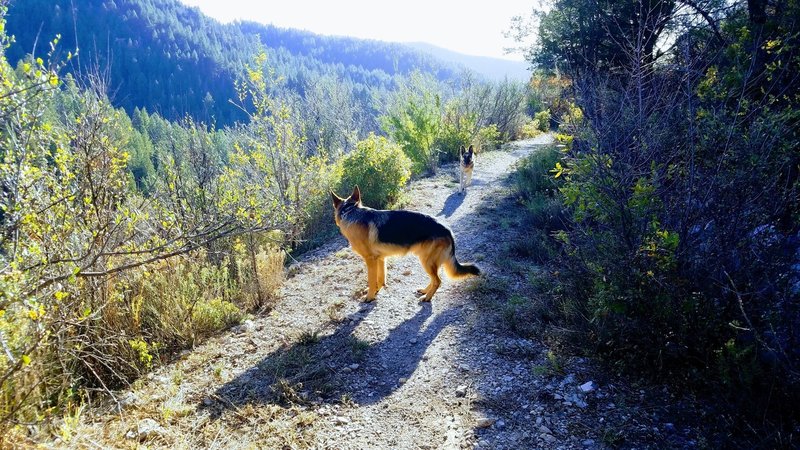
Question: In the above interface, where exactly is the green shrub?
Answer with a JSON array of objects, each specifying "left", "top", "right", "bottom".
[
  {"left": 435, "top": 108, "right": 474, "bottom": 163},
  {"left": 512, "top": 147, "right": 565, "bottom": 261},
  {"left": 339, "top": 133, "right": 412, "bottom": 208},
  {"left": 514, "top": 146, "right": 560, "bottom": 197},
  {"left": 534, "top": 110, "right": 551, "bottom": 131},
  {"left": 518, "top": 109, "right": 552, "bottom": 139},
  {"left": 475, "top": 124, "right": 501, "bottom": 152},
  {"left": 381, "top": 72, "right": 442, "bottom": 175},
  {"left": 232, "top": 233, "right": 286, "bottom": 311}
]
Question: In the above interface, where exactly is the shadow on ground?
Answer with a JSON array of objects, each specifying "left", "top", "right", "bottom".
[
  {"left": 438, "top": 191, "right": 466, "bottom": 217},
  {"left": 201, "top": 300, "right": 463, "bottom": 418}
]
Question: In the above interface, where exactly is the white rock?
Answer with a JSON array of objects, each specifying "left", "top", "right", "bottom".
[
  {"left": 334, "top": 416, "right": 350, "bottom": 425},
  {"left": 579, "top": 381, "right": 595, "bottom": 393},
  {"left": 455, "top": 385, "right": 468, "bottom": 397},
  {"left": 134, "top": 418, "right": 166, "bottom": 441},
  {"left": 348, "top": 363, "right": 360, "bottom": 370},
  {"left": 475, "top": 417, "right": 495, "bottom": 428}
]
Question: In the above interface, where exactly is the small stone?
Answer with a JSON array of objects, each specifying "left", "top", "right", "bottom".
[
  {"left": 409, "top": 338, "right": 418, "bottom": 345},
  {"left": 582, "top": 439, "right": 595, "bottom": 446},
  {"left": 399, "top": 377, "right": 408, "bottom": 383},
  {"left": 475, "top": 417, "right": 495, "bottom": 428},
  {"left": 455, "top": 385, "right": 468, "bottom": 397},
  {"left": 118, "top": 392, "right": 139, "bottom": 409},
  {"left": 496, "top": 420, "right": 506, "bottom": 430},
  {"left": 541, "top": 433, "right": 557, "bottom": 443},
  {"left": 502, "top": 375, "right": 514, "bottom": 382},
  {"left": 202, "top": 397, "right": 213, "bottom": 406},
  {"left": 539, "top": 425, "right": 553, "bottom": 435},
  {"left": 233, "top": 319, "right": 255, "bottom": 334},
  {"left": 134, "top": 418, "right": 166, "bottom": 441},
  {"left": 348, "top": 363, "right": 360, "bottom": 370},
  {"left": 334, "top": 416, "right": 350, "bottom": 425},
  {"left": 664, "top": 423, "right": 676, "bottom": 432},
  {"left": 342, "top": 367, "right": 352, "bottom": 374},
  {"left": 579, "top": 381, "right": 595, "bottom": 393},
  {"left": 403, "top": 270, "right": 412, "bottom": 276}
]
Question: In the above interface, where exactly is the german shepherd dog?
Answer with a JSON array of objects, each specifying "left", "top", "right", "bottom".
[
  {"left": 331, "top": 186, "right": 480, "bottom": 302},
  {"left": 459, "top": 145, "right": 475, "bottom": 193}
]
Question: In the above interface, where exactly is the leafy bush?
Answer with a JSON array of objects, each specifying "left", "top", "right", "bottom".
[
  {"left": 435, "top": 104, "right": 475, "bottom": 162},
  {"left": 533, "top": 110, "right": 551, "bottom": 131},
  {"left": 475, "top": 124, "right": 501, "bottom": 152},
  {"left": 232, "top": 233, "right": 287, "bottom": 311},
  {"left": 339, "top": 134, "right": 412, "bottom": 208},
  {"left": 519, "top": 118, "right": 542, "bottom": 139},
  {"left": 381, "top": 71, "right": 442, "bottom": 175},
  {"left": 513, "top": 146, "right": 565, "bottom": 232}
]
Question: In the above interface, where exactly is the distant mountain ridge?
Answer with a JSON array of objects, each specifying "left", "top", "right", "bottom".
[
  {"left": 5, "top": 0, "right": 463, "bottom": 126},
  {"left": 406, "top": 42, "right": 530, "bottom": 81}
]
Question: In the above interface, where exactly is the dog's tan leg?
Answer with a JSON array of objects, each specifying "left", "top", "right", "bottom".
[
  {"left": 466, "top": 169, "right": 473, "bottom": 187},
  {"left": 420, "top": 262, "right": 442, "bottom": 301},
  {"left": 366, "top": 257, "right": 378, "bottom": 301},
  {"left": 376, "top": 257, "right": 387, "bottom": 290},
  {"left": 416, "top": 282, "right": 432, "bottom": 295}
]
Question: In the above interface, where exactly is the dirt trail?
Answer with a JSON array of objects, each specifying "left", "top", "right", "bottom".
[{"left": 75, "top": 134, "right": 699, "bottom": 449}]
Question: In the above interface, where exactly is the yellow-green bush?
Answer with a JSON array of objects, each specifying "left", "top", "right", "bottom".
[
  {"left": 232, "top": 233, "right": 286, "bottom": 311},
  {"left": 339, "top": 133, "right": 411, "bottom": 208},
  {"left": 475, "top": 124, "right": 501, "bottom": 152}
]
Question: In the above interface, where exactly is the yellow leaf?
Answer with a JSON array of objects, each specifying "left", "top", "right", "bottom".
[{"left": 22, "top": 355, "right": 32, "bottom": 366}]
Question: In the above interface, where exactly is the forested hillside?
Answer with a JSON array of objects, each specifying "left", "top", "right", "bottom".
[{"left": 5, "top": 0, "right": 459, "bottom": 126}]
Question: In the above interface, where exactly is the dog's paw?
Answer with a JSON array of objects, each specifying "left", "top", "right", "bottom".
[{"left": 416, "top": 287, "right": 429, "bottom": 295}]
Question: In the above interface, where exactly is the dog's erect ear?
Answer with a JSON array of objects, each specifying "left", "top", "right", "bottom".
[
  {"left": 460, "top": 145, "right": 465, "bottom": 155},
  {"left": 351, "top": 185, "right": 361, "bottom": 204},
  {"left": 468, "top": 145, "right": 474, "bottom": 154},
  {"left": 331, "top": 190, "right": 344, "bottom": 208}
]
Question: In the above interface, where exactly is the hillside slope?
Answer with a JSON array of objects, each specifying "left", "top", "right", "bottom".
[
  {"left": 407, "top": 42, "right": 530, "bottom": 81},
  {"left": 5, "top": 0, "right": 458, "bottom": 126}
]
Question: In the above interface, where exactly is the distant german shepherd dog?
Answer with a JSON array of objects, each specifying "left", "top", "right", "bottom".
[
  {"left": 331, "top": 186, "right": 480, "bottom": 302},
  {"left": 459, "top": 145, "right": 475, "bottom": 193}
]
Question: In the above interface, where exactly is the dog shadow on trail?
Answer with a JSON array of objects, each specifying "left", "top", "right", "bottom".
[
  {"left": 438, "top": 191, "right": 466, "bottom": 218},
  {"left": 200, "top": 301, "right": 460, "bottom": 418}
]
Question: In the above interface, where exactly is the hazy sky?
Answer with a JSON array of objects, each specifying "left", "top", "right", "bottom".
[{"left": 178, "top": 0, "right": 534, "bottom": 61}]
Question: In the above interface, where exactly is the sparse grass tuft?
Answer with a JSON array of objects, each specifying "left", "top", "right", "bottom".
[
  {"left": 348, "top": 336, "right": 371, "bottom": 360},
  {"left": 297, "top": 330, "right": 321, "bottom": 346},
  {"left": 466, "top": 277, "right": 510, "bottom": 298},
  {"left": 324, "top": 299, "right": 346, "bottom": 323}
]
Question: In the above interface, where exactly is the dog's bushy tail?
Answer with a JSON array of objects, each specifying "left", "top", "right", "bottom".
[{"left": 444, "top": 237, "right": 480, "bottom": 279}]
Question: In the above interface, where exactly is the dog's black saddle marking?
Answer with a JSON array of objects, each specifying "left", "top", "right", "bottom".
[{"left": 376, "top": 210, "right": 452, "bottom": 248}]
